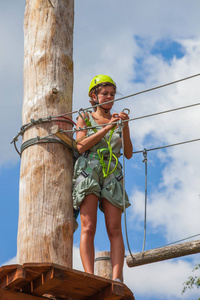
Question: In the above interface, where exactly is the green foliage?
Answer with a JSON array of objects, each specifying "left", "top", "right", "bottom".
[{"left": 182, "top": 264, "right": 200, "bottom": 299}]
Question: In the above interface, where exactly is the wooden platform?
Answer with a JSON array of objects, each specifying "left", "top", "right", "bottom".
[{"left": 0, "top": 263, "right": 135, "bottom": 300}]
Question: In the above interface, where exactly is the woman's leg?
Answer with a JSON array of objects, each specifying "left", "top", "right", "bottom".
[
  {"left": 102, "top": 199, "right": 125, "bottom": 280},
  {"left": 80, "top": 194, "right": 99, "bottom": 274}
]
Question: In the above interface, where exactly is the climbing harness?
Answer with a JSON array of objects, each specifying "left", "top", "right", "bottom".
[{"left": 78, "top": 108, "right": 119, "bottom": 178}]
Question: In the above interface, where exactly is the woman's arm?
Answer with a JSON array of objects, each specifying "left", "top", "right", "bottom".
[
  {"left": 119, "top": 112, "right": 133, "bottom": 159},
  {"left": 76, "top": 113, "right": 120, "bottom": 154}
]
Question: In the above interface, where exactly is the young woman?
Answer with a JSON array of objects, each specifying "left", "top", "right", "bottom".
[{"left": 73, "top": 75, "right": 133, "bottom": 281}]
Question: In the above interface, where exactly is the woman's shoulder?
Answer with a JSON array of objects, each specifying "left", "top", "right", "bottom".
[{"left": 77, "top": 110, "right": 90, "bottom": 121}]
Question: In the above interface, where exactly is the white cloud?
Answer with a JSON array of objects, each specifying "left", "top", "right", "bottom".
[
  {"left": 2, "top": 256, "right": 17, "bottom": 266},
  {"left": 124, "top": 257, "right": 200, "bottom": 299},
  {"left": 128, "top": 37, "right": 200, "bottom": 243},
  {"left": 73, "top": 244, "right": 84, "bottom": 272}
]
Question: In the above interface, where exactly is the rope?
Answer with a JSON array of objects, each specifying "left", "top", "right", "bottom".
[
  {"left": 142, "top": 149, "right": 148, "bottom": 252},
  {"left": 118, "top": 120, "right": 134, "bottom": 261}
]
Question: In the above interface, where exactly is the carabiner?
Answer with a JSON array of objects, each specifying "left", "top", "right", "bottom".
[
  {"left": 78, "top": 108, "right": 88, "bottom": 121},
  {"left": 122, "top": 108, "right": 130, "bottom": 115}
]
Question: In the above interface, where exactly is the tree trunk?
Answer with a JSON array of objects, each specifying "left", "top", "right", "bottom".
[
  {"left": 17, "top": 0, "right": 74, "bottom": 268},
  {"left": 126, "top": 240, "right": 200, "bottom": 267}
]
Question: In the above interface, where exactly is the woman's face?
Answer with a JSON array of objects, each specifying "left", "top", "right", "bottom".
[{"left": 93, "top": 85, "right": 115, "bottom": 111}]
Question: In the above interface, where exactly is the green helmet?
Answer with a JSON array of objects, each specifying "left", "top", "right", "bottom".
[{"left": 88, "top": 74, "right": 116, "bottom": 95}]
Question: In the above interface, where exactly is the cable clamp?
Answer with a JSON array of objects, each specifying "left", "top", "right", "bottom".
[
  {"left": 78, "top": 108, "right": 88, "bottom": 121},
  {"left": 31, "top": 118, "right": 37, "bottom": 124},
  {"left": 143, "top": 148, "right": 147, "bottom": 162}
]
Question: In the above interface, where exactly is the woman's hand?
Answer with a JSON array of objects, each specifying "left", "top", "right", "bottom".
[
  {"left": 118, "top": 111, "right": 129, "bottom": 128},
  {"left": 106, "top": 113, "right": 120, "bottom": 130},
  {"left": 118, "top": 111, "right": 133, "bottom": 159}
]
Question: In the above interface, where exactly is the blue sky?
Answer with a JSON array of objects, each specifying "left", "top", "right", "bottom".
[{"left": 1, "top": 1, "right": 200, "bottom": 300}]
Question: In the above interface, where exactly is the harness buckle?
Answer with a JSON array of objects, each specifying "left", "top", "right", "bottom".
[{"left": 81, "top": 170, "right": 89, "bottom": 178}]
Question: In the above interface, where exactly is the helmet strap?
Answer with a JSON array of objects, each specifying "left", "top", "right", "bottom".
[
  {"left": 95, "top": 88, "right": 110, "bottom": 113},
  {"left": 100, "top": 106, "right": 109, "bottom": 113}
]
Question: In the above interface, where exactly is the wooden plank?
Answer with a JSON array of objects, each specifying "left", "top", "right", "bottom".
[
  {"left": 32, "top": 267, "right": 63, "bottom": 296},
  {"left": 23, "top": 263, "right": 54, "bottom": 274},
  {"left": 24, "top": 263, "right": 108, "bottom": 290},
  {"left": 0, "top": 267, "right": 26, "bottom": 289},
  {"left": 88, "top": 283, "right": 125, "bottom": 300},
  {"left": 0, "top": 264, "right": 135, "bottom": 300},
  {"left": 126, "top": 239, "right": 200, "bottom": 267},
  {"left": 0, "top": 288, "right": 45, "bottom": 300},
  {"left": 22, "top": 263, "right": 105, "bottom": 299},
  {"left": 42, "top": 270, "right": 104, "bottom": 299},
  {"left": 47, "top": 285, "right": 89, "bottom": 300},
  {"left": 51, "top": 124, "right": 79, "bottom": 152},
  {"left": 0, "top": 265, "right": 21, "bottom": 281}
]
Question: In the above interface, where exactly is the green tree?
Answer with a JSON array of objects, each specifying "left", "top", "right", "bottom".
[{"left": 182, "top": 264, "right": 200, "bottom": 299}]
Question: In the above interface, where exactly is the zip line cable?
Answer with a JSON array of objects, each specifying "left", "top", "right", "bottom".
[
  {"left": 155, "top": 233, "right": 200, "bottom": 250},
  {"left": 127, "top": 102, "right": 200, "bottom": 123},
  {"left": 56, "top": 72, "right": 200, "bottom": 118},
  {"left": 133, "top": 138, "right": 200, "bottom": 155},
  {"left": 109, "top": 72, "right": 200, "bottom": 105},
  {"left": 12, "top": 71, "right": 200, "bottom": 137},
  {"left": 54, "top": 101, "right": 200, "bottom": 135}
]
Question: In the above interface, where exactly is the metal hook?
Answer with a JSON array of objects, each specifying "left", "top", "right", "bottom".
[{"left": 122, "top": 108, "right": 130, "bottom": 115}]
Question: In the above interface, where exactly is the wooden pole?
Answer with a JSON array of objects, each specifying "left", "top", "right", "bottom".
[
  {"left": 95, "top": 251, "right": 113, "bottom": 280},
  {"left": 17, "top": 0, "right": 74, "bottom": 268},
  {"left": 126, "top": 240, "right": 200, "bottom": 267},
  {"left": 95, "top": 251, "right": 123, "bottom": 282}
]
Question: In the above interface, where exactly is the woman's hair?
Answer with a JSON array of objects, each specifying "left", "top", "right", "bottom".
[{"left": 89, "top": 82, "right": 116, "bottom": 111}]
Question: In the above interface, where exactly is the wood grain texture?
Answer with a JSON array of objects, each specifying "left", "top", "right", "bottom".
[
  {"left": 126, "top": 240, "right": 200, "bottom": 267},
  {"left": 0, "top": 263, "right": 135, "bottom": 300},
  {"left": 17, "top": 0, "right": 74, "bottom": 268}
]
